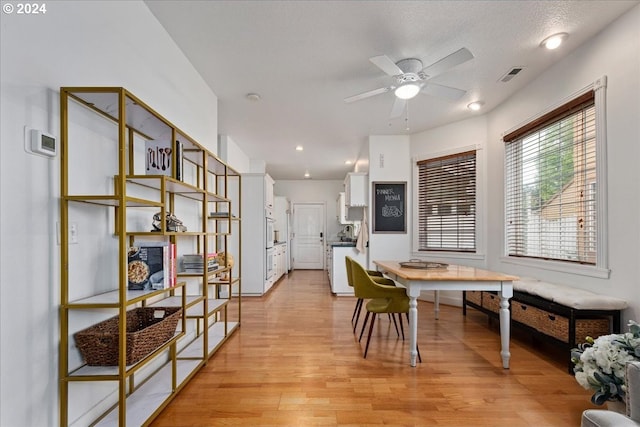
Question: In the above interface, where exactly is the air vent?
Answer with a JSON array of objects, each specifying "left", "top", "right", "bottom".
[{"left": 499, "top": 67, "right": 524, "bottom": 83}]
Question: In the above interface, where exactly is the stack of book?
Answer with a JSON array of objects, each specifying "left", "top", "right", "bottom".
[
  {"left": 209, "top": 211, "right": 230, "bottom": 218},
  {"left": 182, "top": 253, "right": 219, "bottom": 274}
]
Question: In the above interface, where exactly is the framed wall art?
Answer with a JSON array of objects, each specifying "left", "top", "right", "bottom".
[{"left": 372, "top": 181, "right": 406, "bottom": 233}]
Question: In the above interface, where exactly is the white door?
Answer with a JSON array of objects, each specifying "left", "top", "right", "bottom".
[{"left": 292, "top": 202, "right": 325, "bottom": 269}]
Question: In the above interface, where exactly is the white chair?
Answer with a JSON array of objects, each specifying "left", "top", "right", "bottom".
[{"left": 581, "top": 361, "right": 640, "bottom": 427}]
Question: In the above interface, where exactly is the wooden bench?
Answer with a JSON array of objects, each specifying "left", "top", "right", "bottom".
[{"left": 463, "top": 277, "right": 628, "bottom": 372}]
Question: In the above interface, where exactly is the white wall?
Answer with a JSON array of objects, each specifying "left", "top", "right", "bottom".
[
  {"left": 408, "top": 4, "right": 640, "bottom": 322},
  {"left": 250, "top": 159, "right": 267, "bottom": 173},
  {"left": 218, "top": 134, "right": 251, "bottom": 173},
  {"left": 355, "top": 139, "right": 370, "bottom": 173},
  {"left": 367, "top": 135, "right": 412, "bottom": 269},
  {"left": 0, "top": 1, "right": 224, "bottom": 425},
  {"left": 274, "top": 180, "right": 345, "bottom": 243},
  {"left": 410, "top": 116, "right": 488, "bottom": 306},
  {"left": 489, "top": 4, "right": 640, "bottom": 323},
  {"left": 410, "top": 115, "right": 488, "bottom": 266}
]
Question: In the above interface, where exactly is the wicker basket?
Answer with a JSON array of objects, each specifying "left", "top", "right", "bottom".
[
  {"left": 74, "top": 307, "right": 182, "bottom": 366},
  {"left": 466, "top": 290, "right": 482, "bottom": 306},
  {"left": 575, "top": 319, "right": 611, "bottom": 344},
  {"left": 511, "top": 301, "right": 611, "bottom": 344},
  {"left": 482, "top": 292, "right": 501, "bottom": 314}
]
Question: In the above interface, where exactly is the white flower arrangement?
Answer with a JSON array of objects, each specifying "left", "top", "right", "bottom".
[{"left": 572, "top": 320, "right": 640, "bottom": 405}]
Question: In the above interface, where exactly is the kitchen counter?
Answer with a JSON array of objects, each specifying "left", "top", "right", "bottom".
[
  {"left": 327, "top": 244, "right": 366, "bottom": 295},
  {"left": 328, "top": 241, "right": 357, "bottom": 247}
]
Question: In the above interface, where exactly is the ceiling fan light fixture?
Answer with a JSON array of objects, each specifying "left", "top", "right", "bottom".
[
  {"left": 394, "top": 83, "right": 421, "bottom": 100},
  {"left": 540, "top": 32, "right": 568, "bottom": 50},
  {"left": 467, "top": 101, "right": 484, "bottom": 111}
]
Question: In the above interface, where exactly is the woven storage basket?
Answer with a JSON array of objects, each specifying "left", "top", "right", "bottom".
[
  {"left": 74, "top": 307, "right": 182, "bottom": 366},
  {"left": 482, "top": 292, "right": 501, "bottom": 314},
  {"left": 512, "top": 303, "right": 569, "bottom": 342},
  {"left": 511, "top": 301, "right": 534, "bottom": 324},
  {"left": 466, "top": 290, "right": 482, "bottom": 306},
  {"left": 511, "top": 302, "right": 610, "bottom": 344},
  {"left": 575, "top": 318, "right": 611, "bottom": 344}
]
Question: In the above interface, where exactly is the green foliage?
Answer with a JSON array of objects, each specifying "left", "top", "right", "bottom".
[{"left": 528, "top": 120, "right": 575, "bottom": 209}]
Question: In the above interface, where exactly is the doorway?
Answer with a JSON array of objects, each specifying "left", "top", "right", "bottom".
[{"left": 292, "top": 202, "right": 325, "bottom": 269}]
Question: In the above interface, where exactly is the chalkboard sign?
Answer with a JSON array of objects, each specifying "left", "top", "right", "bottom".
[{"left": 372, "top": 182, "right": 406, "bottom": 233}]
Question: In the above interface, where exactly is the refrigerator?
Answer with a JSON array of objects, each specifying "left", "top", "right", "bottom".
[
  {"left": 274, "top": 196, "right": 292, "bottom": 273},
  {"left": 286, "top": 210, "right": 293, "bottom": 272}
]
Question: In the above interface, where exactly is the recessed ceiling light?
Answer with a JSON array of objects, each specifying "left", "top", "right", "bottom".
[
  {"left": 245, "top": 93, "right": 261, "bottom": 102},
  {"left": 540, "top": 33, "right": 568, "bottom": 50},
  {"left": 345, "top": 160, "right": 352, "bottom": 165},
  {"left": 304, "top": 171, "right": 311, "bottom": 178},
  {"left": 295, "top": 145, "right": 304, "bottom": 151},
  {"left": 467, "top": 101, "right": 484, "bottom": 111}
]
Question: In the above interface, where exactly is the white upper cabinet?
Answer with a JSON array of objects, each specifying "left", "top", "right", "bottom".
[
  {"left": 336, "top": 192, "right": 353, "bottom": 225},
  {"left": 265, "top": 174, "right": 275, "bottom": 212},
  {"left": 344, "top": 172, "right": 367, "bottom": 207}
]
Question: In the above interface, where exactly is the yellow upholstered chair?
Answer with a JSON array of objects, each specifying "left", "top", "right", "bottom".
[
  {"left": 345, "top": 256, "right": 398, "bottom": 333},
  {"left": 350, "top": 258, "right": 421, "bottom": 361}
]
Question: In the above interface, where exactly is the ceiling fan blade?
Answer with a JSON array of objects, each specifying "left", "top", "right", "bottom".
[
  {"left": 390, "top": 97, "right": 406, "bottom": 119},
  {"left": 344, "top": 87, "right": 390, "bottom": 103},
  {"left": 369, "top": 55, "right": 403, "bottom": 76},
  {"left": 422, "top": 47, "right": 474, "bottom": 78},
  {"left": 421, "top": 82, "right": 467, "bottom": 100}
]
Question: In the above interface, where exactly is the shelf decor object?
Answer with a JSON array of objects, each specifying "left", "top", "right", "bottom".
[{"left": 59, "top": 87, "right": 242, "bottom": 426}]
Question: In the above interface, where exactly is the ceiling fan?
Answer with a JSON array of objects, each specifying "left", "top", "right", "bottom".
[{"left": 344, "top": 47, "right": 474, "bottom": 118}]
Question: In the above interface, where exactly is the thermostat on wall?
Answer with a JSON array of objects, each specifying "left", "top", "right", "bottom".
[{"left": 30, "top": 129, "right": 57, "bottom": 157}]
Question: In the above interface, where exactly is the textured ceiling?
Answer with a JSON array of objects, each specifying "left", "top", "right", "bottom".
[{"left": 145, "top": 1, "right": 638, "bottom": 180}]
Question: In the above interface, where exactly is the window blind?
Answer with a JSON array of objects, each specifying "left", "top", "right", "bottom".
[
  {"left": 504, "top": 91, "right": 596, "bottom": 264},
  {"left": 417, "top": 150, "right": 476, "bottom": 252}
]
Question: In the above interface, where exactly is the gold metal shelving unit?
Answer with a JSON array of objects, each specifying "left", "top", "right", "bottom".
[{"left": 59, "top": 87, "right": 241, "bottom": 426}]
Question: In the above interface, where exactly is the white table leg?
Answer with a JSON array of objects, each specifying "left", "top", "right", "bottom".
[
  {"left": 434, "top": 290, "right": 440, "bottom": 320},
  {"left": 407, "top": 288, "right": 420, "bottom": 367},
  {"left": 499, "top": 293, "right": 511, "bottom": 369}
]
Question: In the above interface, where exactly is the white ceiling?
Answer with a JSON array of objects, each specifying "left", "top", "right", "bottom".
[{"left": 145, "top": 0, "right": 638, "bottom": 180}]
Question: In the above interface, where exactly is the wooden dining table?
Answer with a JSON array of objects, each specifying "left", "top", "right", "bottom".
[{"left": 373, "top": 260, "right": 518, "bottom": 368}]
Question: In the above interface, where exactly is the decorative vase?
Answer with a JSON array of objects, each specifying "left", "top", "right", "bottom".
[{"left": 606, "top": 399, "right": 626, "bottom": 414}]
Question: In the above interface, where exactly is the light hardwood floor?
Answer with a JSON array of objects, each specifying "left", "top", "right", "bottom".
[{"left": 151, "top": 270, "right": 597, "bottom": 427}]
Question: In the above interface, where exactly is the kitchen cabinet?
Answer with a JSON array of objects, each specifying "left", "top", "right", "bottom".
[
  {"left": 281, "top": 243, "right": 289, "bottom": 275},
  {"left": 59, "top": 87, "right": 240, "bottom": 426},
  {"left": 344, "top": 172, "right": 368, "bottom": 207},
  {"left": 280, "top": 244, "right": 285, "bottom": 279},
  {"left": 336, "top": 192, "right": 353, "bottom": 225},
  {"left": 241, "top": 173, "right": 276, "bottom": 295},
  {"left": 327, "top": 243, "right": 367, "bottom": 295},
  {"left": 274, "top": 242, "right": 287, "bottom": 281},
  {"left": 326, "top": 244, "right": 333, "bottom": 284},
  {"left": 274, "top": 245, "right": 281, "bottom": 280},
  {"left": 265, "top": 173, "right": 275, "bottom": 212},
  {"left": 263, "top": 242, "right": 287, "bottom": 290}
]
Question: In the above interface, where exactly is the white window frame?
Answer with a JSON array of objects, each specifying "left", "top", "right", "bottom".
[{"left": 501, "top": 76, "right": 609, "bottom": 278}]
